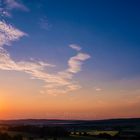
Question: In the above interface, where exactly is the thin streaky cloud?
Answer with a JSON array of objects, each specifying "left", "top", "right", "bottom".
[
  {"left": 95, "top": 88, "right": 102, "bottom": 92},
  {"left": 0, "top": 21, "right": 26, "bottom": 47},
  {"left": 0, "top": 0, "right": 29, "bottom": 19},
  {"left": 0, "top": 21, "right": 91, "bottom": 95},
  {"left": 39, "top": 17, "right": 52, "bottom": 30},
  {"left": 4, "top": 0, "right": 29, "bottom": 11},
  {"left": 69, "top": 44, "right": 81, "bottom": 51}
]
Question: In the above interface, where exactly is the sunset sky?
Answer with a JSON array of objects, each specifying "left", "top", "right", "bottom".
[{"left": 0, "top": 0, "right": 140, "bottom": 120}]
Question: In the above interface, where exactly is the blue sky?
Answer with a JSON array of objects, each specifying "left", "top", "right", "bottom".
[
  {"left": 0, "top": 0, "right": 140, "bottom": 119},
  {"left": 5, "top": 0, "right": 140, "bottom": 80}
]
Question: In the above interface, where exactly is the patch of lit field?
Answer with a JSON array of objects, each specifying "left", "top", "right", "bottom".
[
  {"left": 88, "top": 130, "right": 118, "bottom": 136},
  {"left": 4, "top": 132, "right": 103, "bottom": 140}
]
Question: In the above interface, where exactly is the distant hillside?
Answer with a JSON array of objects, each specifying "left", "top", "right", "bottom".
[{"left": 0, "top": 118, "right": 140, "bottom": 126}]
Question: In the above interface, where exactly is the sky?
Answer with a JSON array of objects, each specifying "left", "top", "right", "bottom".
[{"left": 0, "top": 0, "right": 140, "bottom": 120}]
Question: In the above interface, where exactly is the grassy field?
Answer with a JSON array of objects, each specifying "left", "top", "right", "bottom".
[
  {"left": 87, "top": 130, "right": 118, "bottom": 136},
  {"left": 6, "top": 131, "right": 105, "bottom": 140}
]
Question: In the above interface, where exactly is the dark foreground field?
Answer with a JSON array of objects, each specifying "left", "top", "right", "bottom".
[{"left": 0, "top": 118, "right": 140, "bottom": 140}]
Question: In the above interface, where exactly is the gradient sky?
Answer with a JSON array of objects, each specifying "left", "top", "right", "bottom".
[{"left": 0, "top": 0, "right": 140, "bottom": 120}]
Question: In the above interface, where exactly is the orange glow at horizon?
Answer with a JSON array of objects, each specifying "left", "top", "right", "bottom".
[
  {"left": 0, "top": 90, "right": 140, "bottom": 120},
  {"left": 0, "top": 73, "right": 140, "bottom": 120}
]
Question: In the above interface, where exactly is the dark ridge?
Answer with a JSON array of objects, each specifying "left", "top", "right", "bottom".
[{"left": 0, "top": 118, "right": 140, "bottom": 126}]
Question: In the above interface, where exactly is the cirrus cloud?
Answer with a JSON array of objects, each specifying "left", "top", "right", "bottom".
[
  {"left": 0, "top": 21, "right": 91, "bottom": 95},
  {"left": 69, "top": 44, "right": 81, "bottom": 51},
  {"left": 0, "top": 0, "right": 29, "bottom": 18},
  {"left": 4, "top": 0, "right": 29, "bottom": 11}
]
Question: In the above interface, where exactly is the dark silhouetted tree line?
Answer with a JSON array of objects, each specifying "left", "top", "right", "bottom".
[
  {"left": 8, "top": 125, "right": 69, "bottom": 139},
  {"left": 0, "top": 132, "right": 22, "bottom": 140}
]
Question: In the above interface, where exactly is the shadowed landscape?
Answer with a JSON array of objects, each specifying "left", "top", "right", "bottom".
[{"left": 0, "top": 118, "right": 140, "bottom": 140}]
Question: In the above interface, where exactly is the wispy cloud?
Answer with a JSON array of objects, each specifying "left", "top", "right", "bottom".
[
  {"left": 0, "top": 21, "right": 91, "bottom": 95},
  {"left": 67, "top": 52, "right": 91, "bottom": 73},
  {"left": 0, "top": 8, "right": 11, "bottom": 17},
  {"left": 39, "top": 17, "right": 51, "bottom": 30},
  {"left": 95, "top": 88, "right": 102, "bottom": 92},
  {"left": 0, "top": 0, "right": 28, "bottom": 18},
  {"left": 69, "top": 44, "right": 81, "bottom": 51},
  {"left": 4, "top": 0, "right": 28, "bottom": 11},
  {"left": 0, "top": 21, "right": 26, "bottom": 46}
]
